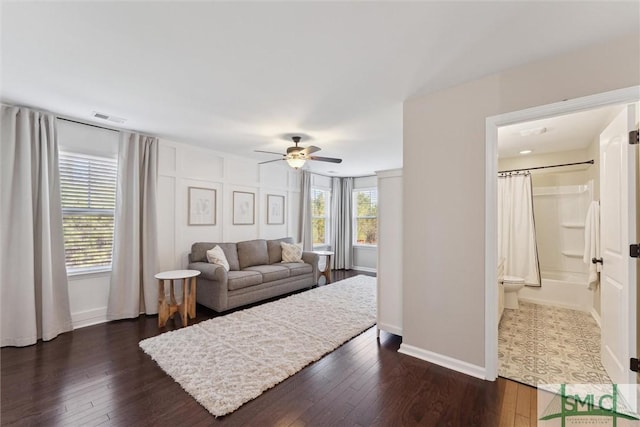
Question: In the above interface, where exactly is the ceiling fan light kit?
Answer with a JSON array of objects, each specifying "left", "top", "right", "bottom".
[
  {"left": 255, "top": 136, "right": 342, "bottom": 169},
  {"left": 286, "top": 156, "right": 306, "bottom": 169}
]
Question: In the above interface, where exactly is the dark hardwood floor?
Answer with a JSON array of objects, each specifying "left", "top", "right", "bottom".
[{"left": 1, "top": 270, "right": 535, "bottom": 426}]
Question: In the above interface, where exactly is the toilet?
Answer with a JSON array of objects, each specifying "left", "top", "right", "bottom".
[{"left": 502, "top": 276, "right": 525, "bottom": 309}]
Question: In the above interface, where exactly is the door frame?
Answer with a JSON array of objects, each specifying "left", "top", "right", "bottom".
[{"left": 484, "top": 85, "right": 640, "bottom": 381}]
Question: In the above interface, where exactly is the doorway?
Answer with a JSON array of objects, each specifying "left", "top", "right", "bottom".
[
  {"left": 484, "top": 86, "right": 639, "bottom": 386},
  {"left": 496, "top": 104, "right": 623, "bottom": 387}
]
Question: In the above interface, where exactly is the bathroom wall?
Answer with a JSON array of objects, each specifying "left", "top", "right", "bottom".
[
  {"left": 499, "top": 149, "right": 595, "bottom": 311},
  {"left": 500, "top": 150, "right": 594, "bottom": 265}
]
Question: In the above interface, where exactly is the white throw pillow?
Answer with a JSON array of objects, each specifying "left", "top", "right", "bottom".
[
  {"left": 280, "top": 242, "right": 304, "bottom": 263},
  {"left": 206, "top": 245, "right": 230, "bottom": 271}
]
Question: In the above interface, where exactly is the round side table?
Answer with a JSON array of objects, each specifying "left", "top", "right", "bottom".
[
  {"left": 311, "top": 251, "right": 334, "bottom": 285},
  {"left": 155, "top": 270, "right": 200, "bottom": 328}
]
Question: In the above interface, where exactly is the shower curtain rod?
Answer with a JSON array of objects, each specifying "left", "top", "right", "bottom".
[{"left": 499, "top": 159, "right": 594, "bottom": 174}]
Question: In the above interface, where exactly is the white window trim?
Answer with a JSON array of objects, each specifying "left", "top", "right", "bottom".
[
  {"left": 60, "top": 151, "right": 117, "bottom": 276},
  {"left": 352, "top": 187, "right": 378, "bottom": 247}
]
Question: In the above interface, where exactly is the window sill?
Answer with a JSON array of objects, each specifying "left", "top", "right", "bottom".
[
  {"left": 353, "top": 244, "right": 377, "bottom": 249},
  {"left": 67, "top": 267, "right": 112, "bottom": 279}
]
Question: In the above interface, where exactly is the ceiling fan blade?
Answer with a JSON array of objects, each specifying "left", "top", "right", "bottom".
[
  {"left": 308, "top": 156, "right": 342, "bottom": 164},
  {"left": 259, "top": 158, "right": 286, "bottom": 164},
  {"left": 300, "top": 145, "right": 321, "bottom": 156},
  {"left": 255, "top": 150, "right": 286, "bottom": 156}
]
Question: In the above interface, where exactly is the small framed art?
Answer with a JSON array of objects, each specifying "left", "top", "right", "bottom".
[
  {"left": 233, "top": 191, "right": 255, "bottom": 225},
  {"left": 188, "top": 187, "right": 216, "bottom": 225},
  {"left": 267, "top": 194, "right": 285, "bottom": 225}
]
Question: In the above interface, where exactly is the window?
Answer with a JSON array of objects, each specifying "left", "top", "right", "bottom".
[
  {"left": 353, "top": 188, "right": 378, "bottom": 246},
  {"left": 59, "top": 152, "right": 118, "bottom": 273},
  {"left": 311, "top": 188, "right": 330, "bottom": 246}
]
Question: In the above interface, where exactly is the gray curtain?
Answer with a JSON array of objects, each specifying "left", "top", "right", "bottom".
[
  {"left": 1, "top": 106, "right": 73, "bottom": 346},
  {"left": 330, "top": 177, "right": 353, "bottom": 269},
  {"left": 299, "top": 171, "right": 313, "bottom": 251},
  {"left": 107, "top": 132, "right": 159, "bottom": 319}
]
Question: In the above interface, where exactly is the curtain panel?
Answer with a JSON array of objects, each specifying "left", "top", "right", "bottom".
[
  {"left": 497, "top": 173, "right": 541, "bottom": 286},
  {"left": 330, "top": 177, "right": 353, "bottom": 269},
  {"left": 0, "top": 106, "right": 73, "bottom": 347},
  {"left": 107, "top": 132, "right": 159, "bottom": 319},
  {"left": 299, "top": 171, "right": 313, "bottom": 251}
]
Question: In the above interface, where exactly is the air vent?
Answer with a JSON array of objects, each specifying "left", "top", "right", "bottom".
[{"left": 92, "top": 111, "right": 127, "bottom": 124}]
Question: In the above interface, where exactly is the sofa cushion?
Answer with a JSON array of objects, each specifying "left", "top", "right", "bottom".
[
  {"left": 267, "top": 237, "right": 294, "bottom": 264},
  {"left": 281, "top": 262, "right": 313, "bottom": 277},
  {"left": 191, "top": 242, "right": 240, "bottom": 271},
  {"left": 244, "top": 265, "right": 290, "bottom": 282},
  {"left": 227, "top": 270, "right": 263, "bottom": 291},
  {"left": 237, "top": 239, "right": 269, "bottom": 269}
]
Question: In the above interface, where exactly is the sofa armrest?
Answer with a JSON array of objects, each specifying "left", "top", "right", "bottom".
[
  {"left": 301, "top": 251, "right": 320, "bottom": 284},
  {"left": 188, "top": 262, "right": 228, "bottom": 284}
]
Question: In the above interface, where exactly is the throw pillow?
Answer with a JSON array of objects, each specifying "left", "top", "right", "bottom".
[
  {"left": 280, "top": 242, "right": 304, "bottom": 263},
  {"left": 206, "top": 245, "right": 230, "bottom": 271}
]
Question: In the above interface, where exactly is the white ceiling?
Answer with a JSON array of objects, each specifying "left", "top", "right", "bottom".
[
  {"left": 497, "top": 104, "right": 623, "bottom": 159},
  {"left": 1, "top": 2, "right": 638, "bottom": 176}
]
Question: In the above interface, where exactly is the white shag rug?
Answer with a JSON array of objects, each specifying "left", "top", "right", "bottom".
[{"left": 139, "top": 275, "right": 376, "bottom": 417}]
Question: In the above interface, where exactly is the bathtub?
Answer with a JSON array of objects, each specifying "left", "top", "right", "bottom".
[{"left": 518, "top": 270, "right": 593, "bottom": 313}]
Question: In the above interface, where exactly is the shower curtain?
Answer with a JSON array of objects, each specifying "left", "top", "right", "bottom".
[{"left": 498, "top": 173, "right": 541, "bottom": 286}]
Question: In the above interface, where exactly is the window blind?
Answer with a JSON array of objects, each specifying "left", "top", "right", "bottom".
[{"left": 59, "top": 152, "right": 117, "bottom": 272}]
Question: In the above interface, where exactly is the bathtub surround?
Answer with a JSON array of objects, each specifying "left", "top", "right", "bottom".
[
  {"left": 583, "top": 200, "right": 601, "bottom": 288},
  {"left": 499, "top": 302, "right": 610, "bottom": 387},
  {"left": 519, "top": 272, "right": 594, "bottom": 314},
  {"left": 499, "top": 150, "right": 600, "bottom": 313}
]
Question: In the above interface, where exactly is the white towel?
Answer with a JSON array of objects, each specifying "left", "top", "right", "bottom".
[{"left": 583, "top": 200, "right": 601, "bottom": 289}]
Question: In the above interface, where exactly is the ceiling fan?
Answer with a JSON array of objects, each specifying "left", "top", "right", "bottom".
[{"left": 255, "top": 136, "right": 343, "bottom": 169}]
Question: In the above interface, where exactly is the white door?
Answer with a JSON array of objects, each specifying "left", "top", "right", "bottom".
[{"left": 599, "top": 103, "right": 637, "bottom": 396}]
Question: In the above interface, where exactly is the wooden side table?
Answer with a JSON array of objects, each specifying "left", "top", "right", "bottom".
[
  {"left": 155, "top": 270, "right": 200, "bottom": 327},
  {"left": 312, "top": 250, "right": 334, "bottom": 285}
]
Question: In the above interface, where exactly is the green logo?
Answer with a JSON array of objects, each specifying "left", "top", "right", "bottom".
[{"left": 540, "top": 384, "right": 639, "bottom": 427}]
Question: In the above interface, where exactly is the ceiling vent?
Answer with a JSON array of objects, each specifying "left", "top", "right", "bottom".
[
  {"left": 519, "top": 127, "right": 547, "bottom": 137},
  {"left": 92, "top": 111, "right": 127, "bottom": 124}
]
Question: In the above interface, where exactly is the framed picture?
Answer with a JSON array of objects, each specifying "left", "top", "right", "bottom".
[
  {"left": 267, "top": 194, "right": 285, "bottom": 225},
  {"left": 233, "top": 191, "right": 255, "bottom": 225},
  {"left": 188, "top": 187, "right": 216, "bottom": 225}
]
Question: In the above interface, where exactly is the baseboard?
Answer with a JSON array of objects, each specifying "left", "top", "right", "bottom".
[
  {"left": 518, "top": 297, "right": 590, "bottom": 313},
  {"left": 398, "top": 343, "right": 486, "bottom": 380},
  {"left": 72, "top": 307, "right": 108, "bottom": 329},
  {"left": 351, "top": 266, "right": 377, "bottom": 273},
  {"left": 377, "top": 322, "right": 402, "bottom": 336},
  {"left": 590, "top": 307, "right": 601, "bottom": 328}
]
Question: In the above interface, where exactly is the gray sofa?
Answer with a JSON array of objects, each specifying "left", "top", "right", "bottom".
[{"left": 187, "top": 237, "right": 319, "bottom": 312}]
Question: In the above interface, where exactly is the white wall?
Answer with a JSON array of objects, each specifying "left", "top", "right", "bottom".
[
  {"left": 376, "top": 169, "right": 403, "bottom": 335},
  {"left": 157, "top": 139, "right": 302, "bottom": 270},
  {"left": 402, "top": 32, "right": 639, "bottom": 374},
  {"left": 59, "top": 123, "right": 301, "bottom": 328}
]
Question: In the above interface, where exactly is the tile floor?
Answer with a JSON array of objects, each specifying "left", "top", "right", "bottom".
[{"left": 498, "top": 301, "right": 611, "bottom": 387}]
